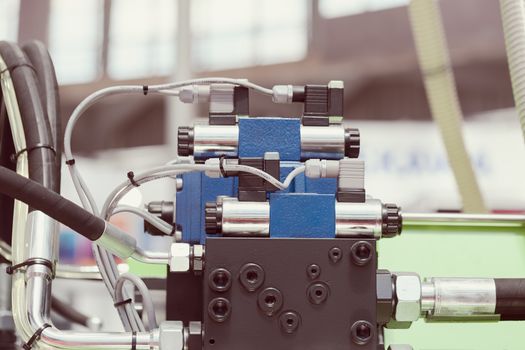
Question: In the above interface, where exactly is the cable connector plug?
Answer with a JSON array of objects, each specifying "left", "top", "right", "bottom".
[
  {"left": 305, "top": 159, "right": 340, "bottom": 178},
  {"left": 178, "top": 85, "right": 211, "bottom": 104},
  {"left": 272, "top": 85, "right": 294, "bottom": 104}
]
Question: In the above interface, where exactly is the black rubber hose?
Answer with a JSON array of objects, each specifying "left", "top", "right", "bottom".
[
  {"left": 0, "top": 165, "right": 105, "bottom": 241},
  {"left": 0, "top": 42, "right": 57, "bottom": 199},
  {"left": 0, "top": 54, "right": 16, "bottom": 249},
  {"left": 495, "top": 279, "right": 525, "bottom": 320},
  {"left": 22, "top": 41, "right": 61, "bottom": 192},
  {"left": 51, "top": 296, "right": 91, "bottom": 327}
]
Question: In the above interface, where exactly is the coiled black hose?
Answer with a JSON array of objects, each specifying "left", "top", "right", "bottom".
[{"left": 0, "top": 41, "right": 57, "bottom": 195}]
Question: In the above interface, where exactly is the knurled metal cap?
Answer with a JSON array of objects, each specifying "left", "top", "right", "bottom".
[
  {"left": 177, "top": 126, "right": 194, "bottom": 156},
  {"left": 344, "top": 128, "right": 360, "bottom": 158},
  {"left": 205, "top": 202, "right": 222, "bottom": 234},
  {"left": 382, "top": 203, "right": 402, "bottom": 238}
]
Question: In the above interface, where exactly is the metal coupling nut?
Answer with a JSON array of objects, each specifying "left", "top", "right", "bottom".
[
  {"left": 169, "top": 243, "right": 191, "bottom": 272},
  {"left": 159, "top": 321, "right": 185, "bottom": 350},
  {"left": 394, "top": 272, "right": 421, "bottom": 322}
]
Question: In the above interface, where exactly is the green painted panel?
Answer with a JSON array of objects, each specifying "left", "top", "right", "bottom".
[{"left": 380, "top": 225, "right": 525, "bottom": 350}]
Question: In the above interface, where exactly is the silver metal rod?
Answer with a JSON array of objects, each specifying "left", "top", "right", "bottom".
[{"left": 403, "top": 212, "right": 525, "bottom": 227}]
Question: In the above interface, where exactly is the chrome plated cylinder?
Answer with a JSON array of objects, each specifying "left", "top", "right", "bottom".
[
  {"left": 188, "top": 124, "right": 348, "bottom": 159},
  {"left": 426, "top": 278, "right": 496, "bottom": 317},
  {"left": 215, "top": 198, "right": 385, "bottom": 238},
  {"left": 221, "top": 198, "right": 270, "bottom": 236},
  {"left": 335, "top": 199, "right": 383, "bottom": 238},
  {"left": 26, "top": 211, "right": 59, "bottom": 264},
  {"left": 300, "top": 125, "right": 345, "bottom": 159},
  {"left": 193, "top": 124, "right": 239, "bottom": 158},
  {"left": 421, "top": 282, "right": 435, "bottom": 313}
]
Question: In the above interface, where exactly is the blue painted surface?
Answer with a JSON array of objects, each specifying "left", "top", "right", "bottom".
[
  {"left": 176, "top": 173, "right": 236, "bottom": 243},
  {"left": 177, "top": 163, "right": 338, "bottom": 243},
  {"left": 176, "top": 117, "right": 340, "bottom": 243},
  {"left": 238, "top": 118, "right": 301, "bottom": 161},
  {"left": 269, "top": 193, "right": 335, "bottom": 238}
]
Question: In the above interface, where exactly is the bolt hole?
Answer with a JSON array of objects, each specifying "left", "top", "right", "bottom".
[
  {"left": 310, "top": 268, "right": 317, "bottom": 273},
  {"left": 246, "top": 271, "right": 258, "bottom": 283},
  {"left": 213, "top": 272, "right": 229, "bottom": 288},
  {"left": 212, "top": 301, "right": 228, "bottom": 317},
  {"left": 356, "top": 245, "right": 370, "bottom": 259},
  {"left": 209, "top": 339, "right": 216, "bottom": 345},
  {"left": 333, "top": 251, "right": 339, "bottom": 257},
  {"left": 315, "top": 290, "right": 323, "bottom": 297},
  {"left": 287, "top": 318, "right": 294, "bottom": 325},
  {"left": 264, "top": 295, "right": 276, "bottom": 307},
  {"left": 356, "top": 324, "right": 371, "bottom": 339}
]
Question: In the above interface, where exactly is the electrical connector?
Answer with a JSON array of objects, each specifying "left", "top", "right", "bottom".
[
  {"left": 304, "top": 159, "right": 340, "bottom": 178},
  {"left": 272, "top": 85, "right": 294, "bottom": 104},
  {"left": 204, "top": 158, "right": 221, "bottom": 178},
  {"left": 178, "top": 85, "right": 211, "bottom": 104}
]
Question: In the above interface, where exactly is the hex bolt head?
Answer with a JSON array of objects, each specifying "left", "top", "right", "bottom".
[
  {"left": 257, "top": 287, "right": 283, "bottom": 316},
  {"left": 328, "top": 247, "right": 342, "bottom": 263},
  {"left": 279, "top": 311, "right": 300, "bottom": 334},
  {"left": 239, "top": 263, "right": 265, "bottom": 292},
  {"left": 350, "top": 241, "right": 373, "bottom": 266},
  {"left": 307, "top": 264, "right": 321, "bottom": 279},
  {"left": 350, "top": 320, "right": 373, "bottom": 345},
  {"left": 307, "top": 282, "right": 329, "bottom": 305},
  {"left": 208, "top": 268, "right": 232, "bottom": 292},
  {"left": 207, "top": 297, "right": 231, "bottom": 323}
]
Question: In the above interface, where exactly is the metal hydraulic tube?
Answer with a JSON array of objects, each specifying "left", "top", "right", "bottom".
[
  {"left": 13, "top": 212, "right": 160, "bottom": 349},
  {"left": 25, "top": 264, "right": 159, "bottom": 350},
  {"left": 403, "top": 212, "right": 525, "bottom": 228}
]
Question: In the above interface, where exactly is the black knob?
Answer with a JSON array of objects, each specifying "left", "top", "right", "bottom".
[
  {"left": 344, "top": 128, "right": 360, "bottom": 158},
  {"left": 177, "top": 126, "right": 194, "bottom": 156},
  {"left": 382, "top": 203, "right": 402, "bottom": 238},
  {"left": 205, "top": 202, "right": 222, "bottom": 234}
]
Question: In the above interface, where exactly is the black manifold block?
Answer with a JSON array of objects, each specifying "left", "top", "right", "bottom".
[{"left": 202, "top": 237, "right": 378, "bottom": 350}]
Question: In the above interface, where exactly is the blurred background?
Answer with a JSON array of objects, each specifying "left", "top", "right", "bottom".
[
  {"left": 1, "top": 0, "right": 522, "bottom": 210},
  {"left": 1, "top": 0, "right": 525, "bottom": 348}
]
